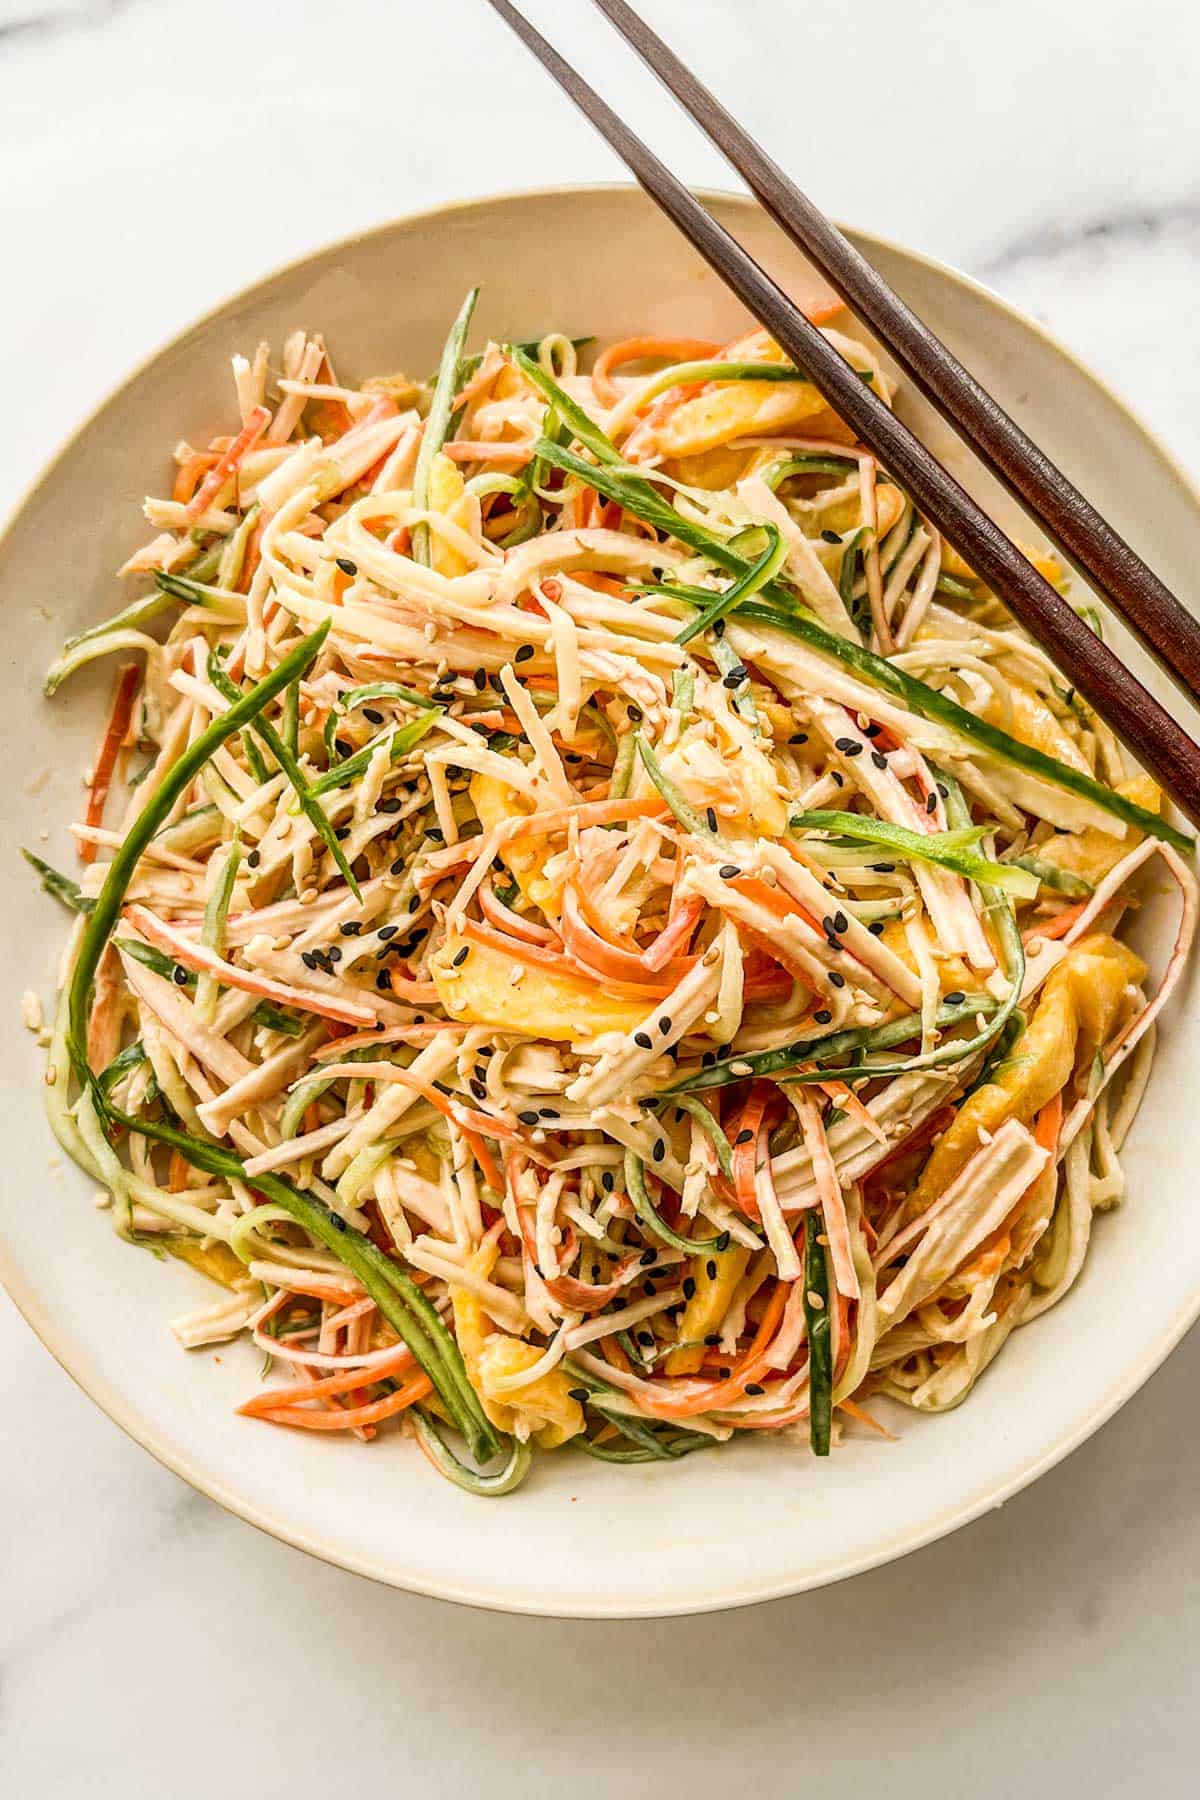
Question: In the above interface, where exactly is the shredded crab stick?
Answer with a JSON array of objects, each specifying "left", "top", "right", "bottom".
[{"left": 27, "top": 296, "right": 1194, "bottom": 1495}]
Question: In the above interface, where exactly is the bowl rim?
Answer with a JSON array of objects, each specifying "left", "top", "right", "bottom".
[{"left": 3, "top": 181, "right": 1198, "bottom": 1619}]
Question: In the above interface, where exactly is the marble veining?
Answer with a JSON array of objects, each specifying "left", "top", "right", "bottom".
[{"left": 1, "top": 2, "right": 1198, "bottom": 1795}]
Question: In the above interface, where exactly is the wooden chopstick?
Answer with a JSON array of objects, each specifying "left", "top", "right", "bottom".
[
  {"left": 486, "top": 0, "right": 1200, "bottom": 831},
  {"left": 593, "top": 0, "right": 1200, "bottom": 712}
]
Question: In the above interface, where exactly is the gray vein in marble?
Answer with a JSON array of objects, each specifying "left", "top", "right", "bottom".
[{"left": 979, "top": 197, "right": 1200, "bottom": 277}]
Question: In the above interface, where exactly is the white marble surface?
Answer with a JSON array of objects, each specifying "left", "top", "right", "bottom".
[{"left": 2, "top": 0, "right": 1198, "bottom": 1791}]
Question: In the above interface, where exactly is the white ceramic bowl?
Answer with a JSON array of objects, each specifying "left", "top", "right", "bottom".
[{"left": 3, "top": 187, "right": 1197, "bottom": 1618}]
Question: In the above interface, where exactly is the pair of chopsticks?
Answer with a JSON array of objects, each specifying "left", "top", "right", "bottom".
[{"left": 486, "top": 0, "right": 1200, "bottom": 833}]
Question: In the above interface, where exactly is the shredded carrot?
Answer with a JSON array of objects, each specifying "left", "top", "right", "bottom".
[{"left": 81, "top": 662, "right": 141, "bottom": 863}]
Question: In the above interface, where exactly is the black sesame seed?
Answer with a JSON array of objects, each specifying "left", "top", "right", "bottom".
[
  {"left": 829, "top": 971, "right": 846, "bottom": 988},
  {"left": 706, "top": 1259, "right": 718, "bottom": 1280},
  {"left": 682, "top": 1277, "right": 697, "bottom": 1300},
  {"left": 426, "top": 827, "right": 445, "bottom": 843},
  {"left": 472, "top": 668, "right": 487, "bottom": 691},
  {"left": 863, "top": 722, "right": 881, "bottom": 738},
  {"left": 634, "top": 1031, "right": 653, "bottom": 1050},
  {"left": 514, "top": 643, "right": 535, "bottom": 663},
  {"left": 407, "top": 893, "right": 420, "bottom": 910},
  {"left": 363, "top": 708, "right": 384, "bottom": 725},
  {"left": 640, "top": 1248, "right": 657, "bottom": 1267},
  {"left": 871, "top": 750, "right": 888, "bottom": 770},
  {"left": 831, "top": 771, "right": 844, "bottom": 787},
  {"left": 845, "top": 742, "right": 863, "bottom": 757},
  {"left": 705, "top": 806, "right": 718, "bottom": 832},
  {"left": 712, "top": 619, "right": 726, "bottom": 638},
  {"left": 705, "top": 1332, "right": 721, "bottom": 1346},
  {"left": 926, "top": 791, "right": 938, "bottom": 814},
  {"left": 335, "top": 738, "right": 353, "bottom": 757},
  {"left": 611, "top": 1297, "right": 627, "bottom": 1312},
  {"left": 335, "top": 557, "right": 357, "bottom": 576},
  {"left": 172, "top": 965, "right": 189, "bottom": 986},
  {"left": 329, "top": 1211, "right": 347, "bottom": 1232},
  {"left": 868, "top": 921, "right": 885, "bottom": 936},
  {"left": 377, "top": 924, "right": 398, "bottom": 940},
  {"left": 717, "top": 1367, "right": 731, "bottom": 1381},
  {"left": 300, "top": 951, "right": 318, "bottom": 970},
  {"left": 327, "top": 945, "right": 342, "bottom": 964},
  {"left": 788, "top": 731, "right": 809, "bottom": 745},
  {"left": 814, "top": 1008, "right": 833, "bottom": 1024},
  {"left": 937, "top": 782, "right": 949, "bottom": 798},
  {"left": 451, "top": 946, "right": 470, "bottom": 969},
  {"left": 870, "top": 862, "right": 895, "bottom": 873},
  {"left": 538, "top": 1107, "right": 557, "bottom": 1120},
  {"left": 567, "top": 1387, "right": 589, "bottom": 1404},
  {"left": 389, "top": 857, "right": 406, "bottom": 875},
  {"left": 652, "top": 1138, "right": 666, "bottom": 1163},
  {"left": 601, "top": 1170, "right": 615, "bottom": 1192},
  {"left": 722, "top": 669, "right": 745, "bottom": 689},
  {"left": 340, "top": 921, "right": 363, "bottom": 936},
  {"left": 945, "top": 990, "right": 966, "bottom": 1006},
  {"left": 627, "top": 704, "right": 643, "bottom": 723},
  {"left": 716, "top": 1231, "right": 731, "bottom": 1251},
  {"left": 820, "top": 529, "right": 841, "bottom": 545},
  {"left": 701, "top": 1050, "right": 717, "bottom": 1067},
  {"left": 518, "top": 1110, "right": 539, "bottom": 1126},
  {"left": 376, "top": 970, "right": 392, "bottom": 991},
  {"left": 247, "top": 849, "right": 261, "bottom": 869},
  {"left": 658, "top": 1016, "right": 672, "bottom": 1035},
  {"left": 734, "top": 1128, "right": 754, "bottom": 1146},
  {"left": 834, "top": 736, "right": 856, "bottom": 753},
  {"left": 488, "top": 672, "right": 504, "bottom": 694},
  {"left": 719, "top": 864, "right": 741, "bottom": 880},
  {"left": 745, "top": 1382, "right": 765, "bottom": 1396},
  {"left": 469, "top": 1079, "right": 487, "bottom": 1102},
  {"left": 833, "top": 911, "right": 849, "bottom": 934},
  {"left": 333, "top": 826, "right": 350, "bottom": 841}
]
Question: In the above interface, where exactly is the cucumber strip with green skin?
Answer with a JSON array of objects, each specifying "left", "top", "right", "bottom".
[
  {"left": 608, "top": 730, "right": 636, "bottom": 800},
  {"left": 671, "top": 665, "right": 695, "bottom": 722},
  {"left": 96, "top": 1040, "right": 148, "bottom": 1094},
  {"left": 65, "top": 623, "right": 329, "bottom": 1089},
  {"left": 1009, "top": 853, "right": 1094, "bottom": 898},
  {"left": 207, "top": 653, "right": 361, "bottom": 901},
  {"left": 195, "top": 830, "right": 242, "bottom": 1024},
  {"left": 668, "top": 1093, "right": 736, "bottom": 1181},
  {"left": 563, "top": 1361, "right": 715, "bottom": 1460},
  {"left": 527, "top": 377, "right": 1185, "bottom": 850},
  {"left": 309, "top": 707, "right": 442, "bottom": 797},
  {"left": 22, "top": 849, "right": 95, "bottom": 913},
  {"left": 666, "top": 996, "right": 999, "bottom": 1095},
  {"left": 766, "top": 453, "right": 858, "bottom": 488},
  {"left": 413, "top": 287, "right": 479, "bottom": 565},
  {"left": 410, "top": 1411, "right": 531, "bottom": 1495},
  {"left": 282, "top": 680, "right": 300, "bottom": 758},
  {"left": 731, "top": 602, "right": 1189, "bottom": 851},
  {"left": 935, "top": 573, "right": 980, "bottom": 601},
  {"left": 623, "top": 1148, "right": 724, "bottom": 1254},
  {"left": 321, "top": 680, "right": 433, "bottom": 762},
  {"left": 803, "top": 1210, "right": 832, "bottom": 1456},
  {"left": 105, "top": 1106, "right": 501, "bottom": 1465},
  {"left": 675, "top": 525, "right": 786, "bottom": 647},
  {"left": 634, "top": 735, "right": 723, "bottom": 841},
  {"left": 791, "top": 810, "right": 1039, "bottom": 898}
]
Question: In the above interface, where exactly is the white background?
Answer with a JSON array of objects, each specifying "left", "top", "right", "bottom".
[{"left": 2, "top": 1, "right": 1198, "bottom": 1790}]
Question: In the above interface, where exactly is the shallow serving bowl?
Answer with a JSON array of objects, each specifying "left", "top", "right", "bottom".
[{"left": 2, "top": 185, "right": 1197, "bottom": 1617}]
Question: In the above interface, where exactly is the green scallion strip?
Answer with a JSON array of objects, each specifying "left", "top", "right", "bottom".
[
  {"left": 65, "top": 623, "right": 330, "bottom": 1089},
  {"left": 194, "top": 829, "right": 241, "bottom": 1025},
  {"left": 667, "top": 995, "right": 999, "bottom": 1094},
  {"left": 22, "top": 848, "right": 95, "bottom": 914},
  {"left": 321, "top": 680, "right": 432, "bottom": 762},
  {"left": 207, "top": 653, "right": 361, "bottom": 901},
  {"left": 766, "top": 453, "right": 859, "bottom": 489},
  {"left": 308, "top": 706, "right": 442, "bottom": 797},
  {"left": 730, "top": 601, "right": 1189, "bottom": 851},
  {"left": 96, "top": 1040, "right": 148, "bottom": 1095},
  {"left": 791, "top": 810, "right": 1039, "bottom": 898},
  {"left": 282, "top": 680, "right": 300, "bottom": 758},
  {"left": 623, "top": 1147, "right": 724, "bottom": 1255},
  {"left": 608, "top": 730, "right": 636, "bottom": 801},
  {"left": 105, "top": 1107, "right": 501, "bottom": 1465},
  {"left": 669, "top": 1093, "right": 735, "bottom": 1181},
  {"left": 413, "top": 287, "right": 479, "bottom": 565},
  {"left": 675, "top": 525, "right": 787, "bottom": 646},
  {"left": 803, "top": 1210, "right": 832, "bottom": 1456}
]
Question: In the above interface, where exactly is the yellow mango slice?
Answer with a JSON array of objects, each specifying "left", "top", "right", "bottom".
[
  {"left": 818, "top": 481, "right": 906, "bottom": 540},
  {"left": 432, "top": 932, "right": 648, "bottom": 1042},
  {"left": 1035, "top": 774, "right": 1161, "bottom": 882},
  {"left": 908, "top": 933, "right": 1144, "bottom": 1214},
  {"left": 665, "top": 1243, "right": 751, "bottom": 1375},
  {"left": 469, "top": 772, "right": 560, "bottom": 915},
  {"left": 655, "top": 379, "right": 833, "bottom": 459},
  {"left": 984, "top": 678, "right": 1090, "bottom": 774},
  {"left": 165, "top": 1238, "right": 248, "bottom": 1290},
  {"left": 427, "top": 451, "right": 471, "bottom": 577},
  {"left": 475, "top": 1335, "right": 585, "bottom": 1448}
]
